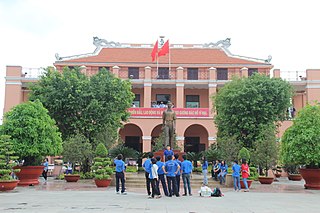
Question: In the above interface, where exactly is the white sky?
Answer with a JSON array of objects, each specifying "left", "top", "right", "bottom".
[{"left": 1, "top": 0, "right": 320, "bottom": 123}]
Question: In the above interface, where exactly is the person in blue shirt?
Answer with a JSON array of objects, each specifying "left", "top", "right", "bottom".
[
  {"left": 42, "top": 158, "right": 49, "bottom": 181},
  {"left": 232, "top": 160, "right": 241, "bottom": 191},
  {"left": 218, "top": 160, "right": 228, "bottom": 185},
  {"left": 163, "top": 155, "right": 180, "bottom": 197},
  {"left": 181, "top": 154, "right": 193, "bottom": 196},
  {"left": 155, "top": 156, "right": 169, "bottom": 196},
  {"left": 174, "top": 153, "right": 182, "bottom": 194},
  {"left": 163, "top": 145, "right": 174, "bottom": 162},
  {"left": 202, "top": 156, "right": 209, "bottom": 185},
  {"left": 114, "top": 154, "right": 126, "bottom": 195},
  {"left": 142, "top": 152, "right": 153, "bottom": 197}
]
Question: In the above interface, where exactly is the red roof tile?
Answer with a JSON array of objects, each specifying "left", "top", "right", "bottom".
[{"left": 61, "top": 47, "right": 267, "bottom": 65}]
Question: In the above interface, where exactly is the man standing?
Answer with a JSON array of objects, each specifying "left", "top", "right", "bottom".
[
  {"left": 174, "top": 153, "right": 182, "bottom": 194},
  {"left": 114, "top": 154, "right": 127, "bottom": 195},
  {"left": 163, "top": 145, "right": 174, "bottom": 162},
  {"left": 155, "top": 156, "right": 169, "bottom": 196},
  {"left": 163, "top": 155, "right": 180, "bottom": 197},
  {"left": 181, "top": 154, "right": 193, "bottom": 196},
  {"left": 162, "top": 101, "right": 176, "bottom": 148},
  {"left": 142, "top": 152, "right": 153, "bottom": 197}
]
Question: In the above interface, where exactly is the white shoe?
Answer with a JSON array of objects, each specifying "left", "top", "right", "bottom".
[
  {"left": 121, "top": 192, "right": 127, "bottom": 195},
  {"left": 116, "top": 191, "right": 120, "bottom": 194}
]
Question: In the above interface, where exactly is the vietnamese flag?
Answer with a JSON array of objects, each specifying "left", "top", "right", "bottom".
[
  {"left": 151, "top": 40, "right": 158, "bottom": 62},
  {"left": 158, "top": 40, "right": 169, "bottom": 57}
]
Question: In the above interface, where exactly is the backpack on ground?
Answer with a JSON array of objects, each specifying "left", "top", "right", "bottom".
[{"left": 211, "top": 187, "right": 222, "bottom": 197}]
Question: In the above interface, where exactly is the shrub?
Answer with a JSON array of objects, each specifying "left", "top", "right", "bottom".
[
  {"left": 238, "top": 147, "right": 250, "bottom": 162},
  {"left": 92, "top": 143, "right": 113, "bottom": 180},
  {"left": 0, "top": 135, "right": 20, "bottom": 181}
]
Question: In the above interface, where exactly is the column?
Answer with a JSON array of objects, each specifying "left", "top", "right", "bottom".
[
  {"left": 208, "top": 67, "right": 216, "bottom": 80},
  {"left": 175, "top": 136, "right": 185, "bottom": 152},
  {"left": 241, "top": 67, "right": 248, "bottom": 78},
  {"left": 144, "top": 83, "right": 152, "bottom": 108},
  {"left": 144, "top": 66, "right": 151, "bottom": 80},
  {"left": 142, "top": 136, "right": 152, "bottom": 153},
  {"left": 4, "top": 66, "right": 23, "bottom": 114},
  {"left": 273, "top": 69, "right": 281, "bottom": 78},
  {"left": 176, "top": 66, "right": 184, "bottom": 80},
  {"left": 112, "top": 65, "right": 119, "bottom": 78},
  {"left": 306, "top": 69, "right": 320, "bottom": 104},
  {"left": 208, "top": 84, "right": 217, "bottom": 116},
  {"left": 176, "top": 84, "right": 184, "bottom": 108}
]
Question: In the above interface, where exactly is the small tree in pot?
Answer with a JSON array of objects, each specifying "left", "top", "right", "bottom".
[
  {"left": 281, "top": 104, "right": 320, "bottom": 189},
  {"left": 92, "top": 143, "right": 113, "bottom": 187},
  {"left": 252, "top": 125, "right": 278, "bottom": 184},
  {"left": 0, "top": 100, "right": 63, "bottom": 186},
  {"left": 0, "top": 135, "right": 20, "bottom": 191}
]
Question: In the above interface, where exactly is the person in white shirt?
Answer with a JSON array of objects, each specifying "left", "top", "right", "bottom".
[{"left": 149, "top": 158, "right": 161, "bottom": 199}]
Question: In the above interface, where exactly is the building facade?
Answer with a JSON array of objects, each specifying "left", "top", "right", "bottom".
[{"left": 3, "top": 38, "right": 320, "bottom": 153}]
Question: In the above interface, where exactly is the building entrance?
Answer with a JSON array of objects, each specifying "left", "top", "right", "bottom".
[
  {"left": 184, "top": 137, "right": 205, "bottom": 152},
  {"left": 125, "top": 136, "right": 141, "bottom": 152}
]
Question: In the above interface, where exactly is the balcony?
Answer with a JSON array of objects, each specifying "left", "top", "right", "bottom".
[
  {"left": 22, "top": 68, "right": 46, "bottom": 79},
  {"left": 128, "top": 108, "right": 210, "bottom": 118}
]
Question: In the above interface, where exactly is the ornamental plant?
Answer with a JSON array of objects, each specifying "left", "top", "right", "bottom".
[
  {"left": 0, "top": 100, "right": 63, "bottom": 166},
  {"left": 281, "top": 104, "right": 320, "bottom": 169},
  {"left": 238, "top": 147, "right": 251, "bottom": 162},
  {"left": 92, "top": 143, "right": 113, "bottom": 180},
  {"left": 0, "top": 135, "right": 20, "bottom": 181}
]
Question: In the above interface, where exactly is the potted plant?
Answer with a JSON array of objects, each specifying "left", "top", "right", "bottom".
[
  {"left": 92, "top": 143, "right": 113, "bottom": 187},
  {"left": 240, "top": 167, "right": 258, "bottom": 188},
  {"left": 62, "top": 134, "right": 93, "bottom": 183},
  {"left": 0, "top": 135, "right": 20, "bottom": 191},
  {"left": 281, "top": 104, "right": 320, "bottom": 189},
  {"left": 272, "top": 165, "right": 283, "bottom": 178},
  {"left": 253, "top": 125, "right": 278, "bottom": 184},
  {"left": 0, "top": 101, "right": 63, "bottom": 186},
  {"left": 283, "top": 164, "right": 302, "bottom": 181}
]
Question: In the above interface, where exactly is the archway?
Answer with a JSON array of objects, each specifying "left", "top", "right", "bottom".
[
  {"left": 151, "top": 124, "right": 163, "bottom": 150},
  {"left": 184, "top": 124, "right": 209, "bottom": 153},
  {"left": 119, "top": 123, "right": 143, "bottom": 152}
]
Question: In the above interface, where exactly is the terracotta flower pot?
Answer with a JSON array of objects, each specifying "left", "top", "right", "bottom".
[
  {"left": 299, "top": 168, "right": 320, "bottom": 190},
  {"left": 14, "top": 166, "right": 44, "bottom": 186},
  {"left": 64, "top": 174, "right": 80, "bottom": 182},
  {"left": 288, "top": 174, "right": 302, "bottom": 181},
  {"left": 94, "top": 179, "right": 112, "bottom": 187},
  {"left": 0, "top": 180, "right": 20, "bottom": 191},
  {"left": 258, "top": 176, "right": 274, "bottom": 184},
  {"left": 275, "top": 173, "right": 281, "bottom": 178},
  {"left": 240, "top": 180, "right": 253, "bottom": 188}
]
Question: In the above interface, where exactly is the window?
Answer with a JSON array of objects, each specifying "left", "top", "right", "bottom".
[
  {"left": 132, "top": 94, "right": 140, "bottom": 107},
  {"left": 186, "top": 95, "right": 200, "bottom": 108},
  {"left": 128, "top": 67, "right": 139, "bottom": 79},
  {"left": 156, "top": 94, "right": 171, "bottom": 105},
  {"left": 217, "top": 68, "right": 228, "bottom": 80},
  {"left": 68, "top": 66, "right": 75, "bottom": 70},
  {"left": 158, "top": 67, "right": 169, "bottom": 79},
  {"left": 248, "top": 68, "right": 258, "bottom": 76},
  {"left": 187, "top": 68, "right": 198, "bottom": 80},
  {"left": 99, "top": 67, "right": 110, "bottom": 72}
]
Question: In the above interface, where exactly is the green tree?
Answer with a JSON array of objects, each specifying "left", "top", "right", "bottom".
[
  {"left": 281, "top": 104, "right": 320, "bottom": 168},
  {"left": 217, "top": 135, "right": 242, "bottom": 165},
  {"left": 238, "top": 147, "right": 251, "bottom": 162},
  {"left": 0, "top": 100, "right": 62, "bottom": 165},
  {"left": 29, "top": 67, "right": 134, "bottom": 144},
  {"left": 213, "top": 74, "right": 293, "bottom": 148},
  {"left": 62, "top": 133, "right": 93, "bottom": 173},
  {"left": 252, "top": 125, "right": 278, "bottom": 176}
]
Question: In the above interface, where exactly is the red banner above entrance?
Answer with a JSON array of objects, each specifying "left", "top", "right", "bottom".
[{"left": 128, "top": 108, "right": 210, "bottom": 118}]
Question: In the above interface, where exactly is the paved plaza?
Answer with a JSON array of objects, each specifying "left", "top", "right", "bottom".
[{"left": 1, "top": 178, "right": 320, "bottom": 213}]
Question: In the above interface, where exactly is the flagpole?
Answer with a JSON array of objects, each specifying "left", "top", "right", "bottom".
[
  {"left": 169, "top": 40, "right": 171, "bottom": 76},
  {"left": 156, "top": 41, "right": 159, "bottom": 76}
]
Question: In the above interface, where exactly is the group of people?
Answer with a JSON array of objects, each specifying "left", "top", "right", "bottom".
[
  {"left": 142, "top": 146, "right": 193, "bottom": 199},
  {"left": 151, "top": 101, "right": 174, "bottom": 108}
]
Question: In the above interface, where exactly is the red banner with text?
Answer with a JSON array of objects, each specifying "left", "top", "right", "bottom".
[{"left": 128, "top": 108, "right": 210, "bottom": 118}]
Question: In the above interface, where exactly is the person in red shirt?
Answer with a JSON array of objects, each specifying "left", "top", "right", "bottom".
[{"left": 241, "top": 159, "right": 250, "bottom": 192}]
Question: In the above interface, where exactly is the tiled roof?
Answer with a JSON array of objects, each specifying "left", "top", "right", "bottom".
[{"left": 59, "top": 47, "right": 269, "bottom": 65}]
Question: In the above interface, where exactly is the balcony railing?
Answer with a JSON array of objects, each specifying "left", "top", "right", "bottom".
[
  {"left": 280, "top": 71, "right": 306, "bottom": 81},
  {"left": 22, "top": 68, "right": 46, "bottom": 79},
  {"left": 128, "top": 108, "right": 210, "bottom": 118}
]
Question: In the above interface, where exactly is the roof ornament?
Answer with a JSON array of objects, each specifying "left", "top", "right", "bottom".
[
  {"left": 203, "top": 38, "right": 231, "bottom": 48},
  {"left": 93, "top": 37, "right": 121, "bottom": 48},
  {"left": 55, "top": 53, "right": 62, "bottom": 61},
  {"left": 265, "top": 55, "right": 272, "bottom": 63}
]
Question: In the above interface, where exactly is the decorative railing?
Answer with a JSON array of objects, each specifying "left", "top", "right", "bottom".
[
  {"left": 128, "top": 108, "right": 210, "bottom": 118},
  {"left": 280, "top": 71, "right": 306, "bottom": 81},
  {"left": 22, "top": 68, "right": 46, "bottom": 78}
]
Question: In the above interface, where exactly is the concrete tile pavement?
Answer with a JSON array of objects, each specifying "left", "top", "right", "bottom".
[{"left": 0, "top": 178, "right": 319, "bottom": 213}]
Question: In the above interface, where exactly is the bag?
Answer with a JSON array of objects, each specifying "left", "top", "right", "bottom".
[{"left": 211, "top": 187, "right": 222, "bottom": 197}]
